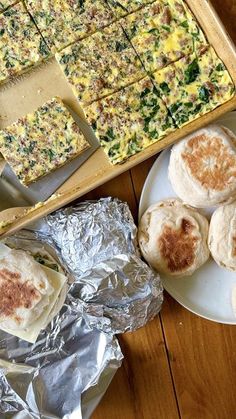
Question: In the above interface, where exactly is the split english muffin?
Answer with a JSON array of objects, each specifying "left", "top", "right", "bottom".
[
  {"left": 0, "top": 248, "right": 52, "bottom": 330},
  {"left": 168, "top": 125, "right": 236, "bottom": 208},
  {"left": 208, "top": 201, "right": 236, "bottom": 271},
  {"left": 138, "top": 199, "right": 209, "bottom": 277},
  {"left": 0, "top": 243, "right": 67, "bottom": 342}
]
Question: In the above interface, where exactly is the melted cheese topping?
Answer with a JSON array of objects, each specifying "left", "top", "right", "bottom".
[
  {"left": 24, "top": 0, "right": 115, "bottom": 52},
  {"left": 0, "top": 97, "right": 89, "bottom": 185},
  {"left": 0, "top": 2, "right": 49, "bottom": 84},
  {"left": 85, "top": 77, "right": 175, "bottom": 164},
  {"left": 56, "top": 23, "right": 145, "bottom": 106},
  {"left": 153, "top": 46, "right": 235, "bottom": 127}
]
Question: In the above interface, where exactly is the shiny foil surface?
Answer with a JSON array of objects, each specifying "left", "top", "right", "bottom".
[
  {"left": 0, "top": 198, "right": 163, "bottom": 418},
  {"left": 0, "top": 232, "right": 123, "bottom": 419},
  {"left": 0, "top": 305, "right": 122, "bottom": 419},
  {"left": 46, "top": 198, "right": 163, "bottom": 334}
]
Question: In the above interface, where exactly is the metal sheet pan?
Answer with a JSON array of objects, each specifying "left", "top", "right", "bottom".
[{"left": 0, "top": 0, "right": 236, "bottom": 237}]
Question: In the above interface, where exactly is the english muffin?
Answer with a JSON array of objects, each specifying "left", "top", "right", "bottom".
[
  {"left": 169, "top": 125, "right": 236, "bottom": 207},
  {"left": 138, "top": 199, "right": 209, "bottom": 277},
  {"left": 0, "top": 248, "right": 53, "bottom": 330},
  {"left": 208, "top": 201, "right": 236, "bottom": 271}
]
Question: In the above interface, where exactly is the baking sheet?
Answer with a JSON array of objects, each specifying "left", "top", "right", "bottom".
[
  {"left": 0, "top": 0, "right": 236, "bottom": 236},
  {"left": 0, "top": 61, "right": 100, "bottom": 208}
]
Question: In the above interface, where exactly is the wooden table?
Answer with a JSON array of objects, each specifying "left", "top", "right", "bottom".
[{"left": 91, "top": 2, "right": 236, "bottom": 418}]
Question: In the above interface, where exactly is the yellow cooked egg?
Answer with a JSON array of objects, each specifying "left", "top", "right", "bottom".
[
  {"left": 24, "top": 0, "right": 115, "bottom": 52},
  {"left": 153, "top": 46, "right": 235, "bottom": 127},
  {"left": 0, "top": 97, "right": 89, "bottom": 185},
  {"left": 56, "top": 23, "right": 145, "bottom": 106},
  {"left": 0, "top": 2, "right": 49, "bottom": 84},
  {"left": 85, "top": 77, "right": 175, "bottom": 164},
  {"left": 121, "top": 0, "right": 207, "bottom": 73}
]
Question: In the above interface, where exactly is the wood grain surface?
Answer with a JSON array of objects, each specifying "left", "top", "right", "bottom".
[
  {"left": 2, "top": 0, "right": 236, "bottom": 239},
  {"left": 92, "top": 2, "right": 236, "bottom": 418}
]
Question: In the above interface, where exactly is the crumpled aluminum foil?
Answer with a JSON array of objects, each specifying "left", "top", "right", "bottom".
[
  {"left": 0, "top": 306, "right": 122, "bottom": 419},
  {"left": 0, "top": 233, "right": 123, "bottom": 419},
  {"left": 46, "top": 197, "right": 163, "bottom": 334},
  {"left": 0, "top": 197, "right": 163, "bottom": 418}
]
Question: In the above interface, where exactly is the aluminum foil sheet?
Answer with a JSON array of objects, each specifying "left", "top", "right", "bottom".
[
  {"left": 46, "top": 197, "right": 163, "bottom": 334},
  {"left": 0, "top": 197, "right": 163, "bottom": 418},
  {"left": 0, "top": 309, "right": 122, "bottom": 419},
  {"left": 0, "top": 233, "right": 123, "bottom": 419}
]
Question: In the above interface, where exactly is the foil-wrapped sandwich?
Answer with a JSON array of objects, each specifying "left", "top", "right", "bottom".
[{"left": 46, "top": 197, "right": 163, "bottom": 334}]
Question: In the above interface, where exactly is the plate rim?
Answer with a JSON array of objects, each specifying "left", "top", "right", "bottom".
[{"left": 138, "top": 111, "right": 236, "bottom": 324}]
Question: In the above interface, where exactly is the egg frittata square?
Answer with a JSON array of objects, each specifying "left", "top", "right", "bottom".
[
  {"left": 153, "top": 47, "right": 235, "bottom": 127},
  {"left": 0, "top": 2, "right": 49, "bottom": 84},
  {"left": 85, "top": 77, "right": 175, "bottom": 164},
  {"left": 56, "top": 23, "right": 146, "bottom": 106},
  {"left": 0, "top": 97, "right": 89, "bottom": 185},
  {"left": 106, "top": 0, "right": 154, "bottom": 17},
  {"left": 121, "top": 0, "right": 207, "bottom": 73},
  {"left": 0, "top": 0, "right": 16, "bottom": 12},
  {"left": 24, "top": 0, "right": 115, "bottom": 52}
]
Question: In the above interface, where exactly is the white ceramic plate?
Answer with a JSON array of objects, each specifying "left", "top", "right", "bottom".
[{"left": 139, "top": 112, "right": 236, "bottom": 324}]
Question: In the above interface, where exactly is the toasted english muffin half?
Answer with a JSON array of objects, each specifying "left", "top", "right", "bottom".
[
  {"left": 168, "top": 125, "right": 236, "bottom": 208},
  {"left": 208, "top": 201, "right": 236, "bottom": 272},
  {"left": 0, "top": 248, "right": 53, "bottom": 330},
  {"left": 138, "top": 199, "right": 209, "bottom": 277}
]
